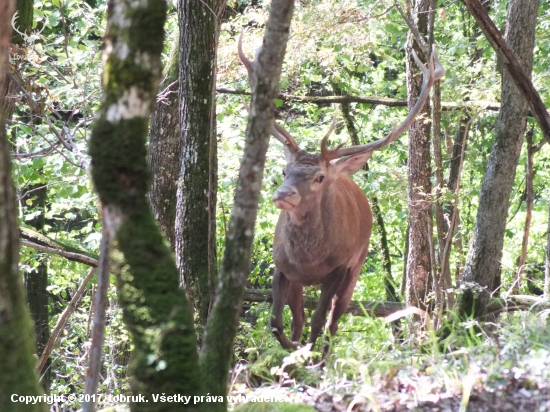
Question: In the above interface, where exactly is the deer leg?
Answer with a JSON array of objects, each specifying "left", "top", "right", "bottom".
[
  {"left": 308, "top": 267, "right": 347, "bottom": 348},
  {"left": 271, "top": 270, "right": 296, "bottom": 349},
  {"left": 287, "top": 282, "right": 304, "bottom": 344},
  {"left": 326, "top": 258, "right": 366, "bottom": 339}
]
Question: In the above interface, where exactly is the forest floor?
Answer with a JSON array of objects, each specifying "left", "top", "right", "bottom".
[
  {"left": 229, "top": 364, "right": 550, "bottom": 411},
  {"left": 229, "top": 313, "right": 550, "bottom": 411}
]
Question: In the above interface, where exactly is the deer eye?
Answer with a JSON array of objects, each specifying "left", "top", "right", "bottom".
[
  {"left": 315, "top": 175, "right": 325, "bottom": 183},
  {"left": 282, "top": 169, "right": 286, "bottom": 177}
]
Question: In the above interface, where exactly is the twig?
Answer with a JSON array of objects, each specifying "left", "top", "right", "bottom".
[
  {"left": 37, "top": 267, "right": 97, "bottom": 373},
  {"left": 156, "top": 79, "right": 178, "bottom": 105},
  {"left": 83, "top": 219, "right": 111, "bottom": 411},
  {"left": 12, "top": 141, "right": 61, "bottom": 160},
  {"left": 395, "top": 2, "right": 429, "bottom": 57},
  {"left": 7, "top": 71, "right": 82, "bottom": 162}
]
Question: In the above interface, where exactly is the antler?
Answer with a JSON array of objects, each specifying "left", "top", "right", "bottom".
[
  {"left": 238, "top": 33, "right": 300, "bottom": 153},
  {"left": 320, "top": 106, "right": 345, "bottom": 161},
  {"left": 327, "top": 47, "right": 446, "bottom": 160},
  {"left": 11, "top": 11, "right": 26, "bottom": 39}
]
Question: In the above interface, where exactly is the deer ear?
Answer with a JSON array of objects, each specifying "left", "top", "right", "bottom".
[{"left": 332, "top": 151, "right": 373, "bottom": 175}]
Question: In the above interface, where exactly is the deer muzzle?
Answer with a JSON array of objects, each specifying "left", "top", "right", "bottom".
[{"left": 272, "top": 186, "right": 301, "bottom": 210}]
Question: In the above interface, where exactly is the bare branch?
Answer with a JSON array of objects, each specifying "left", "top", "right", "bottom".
[
  {"left": 37, "top": 267, "right": 97, "bottom": 373},
  {"left": 217, "top": 88, "right": 501, "bottom": 111}
]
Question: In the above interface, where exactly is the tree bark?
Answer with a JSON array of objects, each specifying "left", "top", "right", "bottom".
[
  {"left": 175, "top": 0, "right": 224, "bottom": 330},
  {"left": 514, "top": 128, "right": 539, "bottom": 292},
  {"left": 405, "top": 0, "right": 432, "bottom": 311},
  {"left": 148, "top": 39, "right": 180, "bottom": 251},
  {"left": 544, "top": 199, "right": 550, "bottom": 299},
  {"left": 22, "top": 184, "right": 50, "bottom": 393},
  {"left": 88, "top": 1, "right": 201, "bottom": 410},
  {"left": 199, "top": 1, "right": 294, "bottom": 409},
  {"left": 0, "top": 1, "right": 46, "bottom": 409},
  {"left": 456, "top": 0, "right": 539, "bottom": 318}
]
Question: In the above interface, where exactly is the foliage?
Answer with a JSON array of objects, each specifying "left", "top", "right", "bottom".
[
  {"left": 233, "top": 402, "right": 316, "bottom": 412},
  {"left": 5, "top": 0, "right": 550, "bottom": 408},
  {"left": 230, "top": 312, "right": 550, "bottom": 410}
]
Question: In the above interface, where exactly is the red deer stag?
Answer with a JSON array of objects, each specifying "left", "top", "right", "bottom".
[{"left": 239, "top": 36, "right": 445, "bottom": 350}]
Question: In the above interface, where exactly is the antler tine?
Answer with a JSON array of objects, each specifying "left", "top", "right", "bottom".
[
  {"left": 271, "top": 124, "right": 290, "bottom": 146},
  {"left": 332, "top": 47, "right": 445, "bottom": 159},
  {"left": 238, "top": 32, "right": 255, "bottom": 87},
  {"left": 320, "top": 106, "right": 344, "bottom": 161},
  {"left": 238, "top": 32, "right": 300, "bottom": 154},
  {"left": 272, "top": 122, "right": 300, "bottom": 153}
]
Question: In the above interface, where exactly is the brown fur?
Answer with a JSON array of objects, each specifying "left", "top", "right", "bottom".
[{"left": 271, "top": 150, "right": 373, "bottom": 350}]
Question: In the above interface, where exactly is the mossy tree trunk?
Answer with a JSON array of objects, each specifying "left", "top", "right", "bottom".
[
  {"left": 0, "top": 1, "right": 46, "bottom": 410},
  {"left": 455, "top": 0, "right": 539, "bottom": 319},
  {"left": 199, "top": 1, "right": 294, "bottom": 410},
  {"left": 4, "top": 0, "right": 51, "bottom": 393},
  {"left": 405, "top": 0, "right": 433, "bottom": 311},
  {"left": 175, "top": 0, "right": 224, "bottom": 330},
  {"left": 88, "top": 1, "right": 201, "bottom": 410}
]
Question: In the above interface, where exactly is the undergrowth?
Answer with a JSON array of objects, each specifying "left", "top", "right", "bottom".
[{"left": 229, "top": 310, "right": 550, "bottom": 410}]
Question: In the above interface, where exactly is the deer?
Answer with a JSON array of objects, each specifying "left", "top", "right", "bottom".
[{"left": 238, "top": 35, "right": 445, "bottom": 351}]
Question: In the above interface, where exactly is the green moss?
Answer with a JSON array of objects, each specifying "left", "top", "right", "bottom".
[
  {"left": 111, "top": 211, "right": 203, "bottom": 408},
  {"left": 89, "top": 118, "right": 150, "bottom": 209},
  {"left": 0, "top": 259, "right": 45, "bottom": 412},
  {"left": 89, "top": 0, "right": 204, "bottom": 409}
]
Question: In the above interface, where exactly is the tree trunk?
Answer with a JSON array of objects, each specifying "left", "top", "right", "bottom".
[
  {"left": 88, "top": 1, "right": 202, "bottom": 410},
  {"left": 340, "top": 101, "right": 398, "bottom": 303},
  {"left": 148, "top": 38, "right": 180, "bottom": 251},
  {"left": 199, "top": 1, "right": 294, "bottom": 409},
  {"left": 456, "top": 0, "right": 539, "bottom": 319},
  {"left": 0, "top": 1, "right": 46, "bottom": 409},
  {"left": 514, "top": 128, "right": 536, "bottom": 292},
  {"left": 405, "top": 0, "right": 432, "bottom": 311},
  {"left": 544, "top": 199, "right": 550, "bottom": 298},
  {"left": 175, "top": 0, "right": 224, "bottom": 328},
  {"left": 22, "top": 186, "right": 51, "bottom": 393}
]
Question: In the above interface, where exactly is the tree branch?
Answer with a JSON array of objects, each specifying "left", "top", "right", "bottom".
[
  {"left": 20, "top": 227, "right": 98, "bottom": 266},
  {"left": 37, "top": 267, "right": 97, "bottom": 374},
  {"left": 462, "top": 0, "right": 550, "bottom": 143},
  {"left": 217, "top": 88, "right": 502, "bottom": 111}
]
